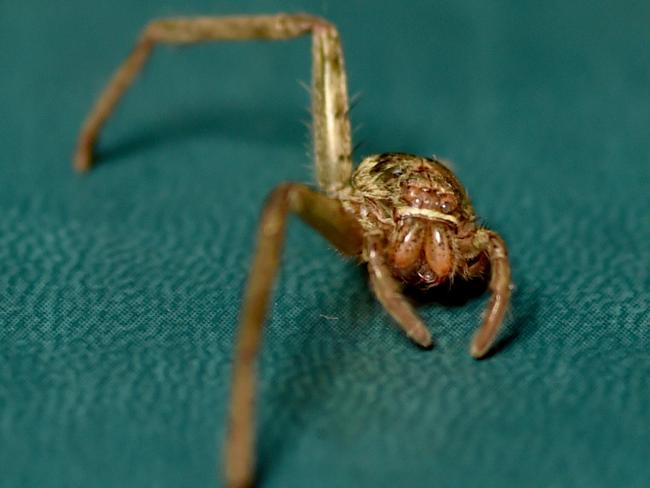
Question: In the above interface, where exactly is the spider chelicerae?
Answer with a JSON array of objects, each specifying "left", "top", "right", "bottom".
[{"left": 75, "top": 13, "right": 512, "bottom": 488}]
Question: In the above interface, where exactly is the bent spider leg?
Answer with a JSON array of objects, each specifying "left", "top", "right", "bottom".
[
  {"left": 225, "top": 183, "right": 362, "bottom": 488},
  {"left": 470, "top": 230, "right": 511, "bottom": 358},
  {"left": 74, "top": 13, "right": 353, "bottom": 194},
  {"left": 366, "top": 236, "right": 433, "bottom": 349}
]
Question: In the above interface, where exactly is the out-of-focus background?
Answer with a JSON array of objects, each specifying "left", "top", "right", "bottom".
[{"left": 1, "top": 1, "right": 649, "bottom": 487}]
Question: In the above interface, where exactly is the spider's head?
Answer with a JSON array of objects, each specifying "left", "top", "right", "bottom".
[
  {"left": 351, "top": 153, "right": 480, "bottom": 287},
  {"left": 397, "top": 183, "right": 461, "bottom": 225},
  {"left": 351, "top": 152, "right": 475, "bottom": 226}
]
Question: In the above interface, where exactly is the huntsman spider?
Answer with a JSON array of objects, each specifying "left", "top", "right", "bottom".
[{"left": 74, "top": 13, "right": 512, "bottom": 488}]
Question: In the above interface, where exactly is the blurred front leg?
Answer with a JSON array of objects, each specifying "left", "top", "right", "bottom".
[{"left": 225, "top": 183, "right": 362, "bottom": 488}]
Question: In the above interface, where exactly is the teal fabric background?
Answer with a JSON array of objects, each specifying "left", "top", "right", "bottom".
[{"left": 2, "top": 1, "right": 649, "bottom": 487}]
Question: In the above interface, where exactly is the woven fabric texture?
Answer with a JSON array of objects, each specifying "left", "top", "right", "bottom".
[{"left": 1, "top": 1, "right": 649, "bottom": 487}]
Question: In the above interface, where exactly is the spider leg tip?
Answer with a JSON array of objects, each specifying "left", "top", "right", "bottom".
[
  {"left": 224, "top": 465, "right": 256, "bottom": 488},
  {"left": 412, "top": 332, "right": 434, "bottom": 350},
  {"left": 469, "top": 341, "right": 490, "bottom": 360},
  {"left": 73, "top": 151, "right": 93, "bottom": 173}
]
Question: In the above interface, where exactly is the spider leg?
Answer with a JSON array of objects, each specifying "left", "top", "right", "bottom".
[
  {"left": 74, "top": 13, "right": 353, "bottom": 193},
  {"left": 470, "top": 230, "right": 512, "bottom": 358},
  {"left": 225, "top": 183, "right": 362, "bottom": 488},
  {"left": 366, "top": 236, "right": 433, "bottom": 348}
]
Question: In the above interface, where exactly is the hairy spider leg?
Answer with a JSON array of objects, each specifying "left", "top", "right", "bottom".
[
  {"left": 225, "top": 183, "right": 362, "bottom": 488},
  {"left": 74, "top": 14, "right": 353, "bottom": 194},
  {"left": 470, "top": 230, "right": 511, "bottom": 358}
]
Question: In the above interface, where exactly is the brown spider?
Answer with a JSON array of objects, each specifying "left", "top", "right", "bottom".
[{"left": 74, "top": 13, "right": 512, "bottom": 488}]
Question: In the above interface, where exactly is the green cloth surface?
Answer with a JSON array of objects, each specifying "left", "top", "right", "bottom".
[{"left": 2, "top": 1, "right": 649, "bottom": 487}]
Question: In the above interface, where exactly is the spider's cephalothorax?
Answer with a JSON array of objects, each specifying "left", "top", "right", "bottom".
[
  {"left": 348, "top": 153, "right": 488, "bottom": 289},
  {"left": 75, "top": 13, "right": 512, "bottom": 488}
]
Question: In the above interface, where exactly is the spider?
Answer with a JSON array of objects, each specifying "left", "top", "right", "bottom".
[{"left": 74, "top": 13, "right": 512, "bottom": 488}]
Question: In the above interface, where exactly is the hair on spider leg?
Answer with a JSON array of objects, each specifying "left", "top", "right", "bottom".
[
  {"left": 297, "top": 78, "right": 311, "bottom": 95},
  {"left": 347, "top": 90, "right": 363, "bottom": 114},
  {"left": 348, "top": 92, "right": 365, "bottom": 158},
  {"left": 352, "top": 138, "right": 366, "bottom": 160},
  {"left": 300, "top": 117, "right": 315, "bottom": 177}
]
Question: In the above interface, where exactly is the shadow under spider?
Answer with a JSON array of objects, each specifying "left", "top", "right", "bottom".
[
  {"left": 91, "top": 101, "right": 426, "bottom": 171},
  {"left": 405, "top": 276, "right": 489, "bottom": 307},
  {"left": 355, "top": 265, "right": 534, "bottom": 357},
  {"left": 94, "top": 104, "right": 308, "bottom": 168}
]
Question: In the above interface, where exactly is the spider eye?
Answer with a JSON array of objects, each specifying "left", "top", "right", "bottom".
[{"left": 438, "top": 195, "right": 457, "bottom": 213}]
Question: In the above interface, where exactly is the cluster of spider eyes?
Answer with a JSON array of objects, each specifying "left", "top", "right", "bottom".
[{"left": 404, "top": 185, "right": 458, "bottom": 214}]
